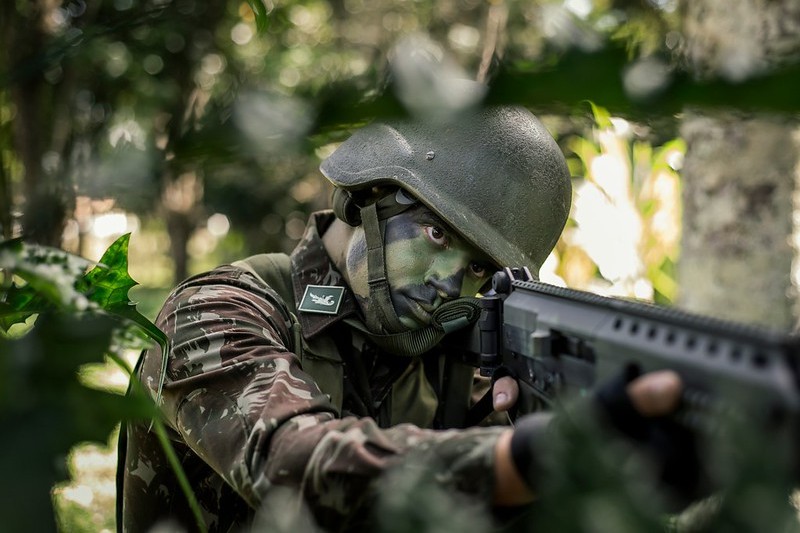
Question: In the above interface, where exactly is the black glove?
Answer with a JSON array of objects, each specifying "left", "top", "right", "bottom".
[
  {"left": 594, "top": 365, "right": 704, "bottom": 507},
  {"left": 508, "top": 411, "right": 554, "bottom": 495},
  {"left": 509, "top": 366, "right": 704, "bottom": 509}
]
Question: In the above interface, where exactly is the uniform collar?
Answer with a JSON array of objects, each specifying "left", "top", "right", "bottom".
[{"left": 290, "top": 211, "right": 359, "bottom": 339}]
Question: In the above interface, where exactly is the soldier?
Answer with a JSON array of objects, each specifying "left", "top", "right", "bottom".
[{"left": 118, "top": 105, "right": 683, "bottom": 532}]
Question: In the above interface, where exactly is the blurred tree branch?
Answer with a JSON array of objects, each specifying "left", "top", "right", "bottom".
[{"left": 310, "top": 42, "right": 800, "bottom": 136}]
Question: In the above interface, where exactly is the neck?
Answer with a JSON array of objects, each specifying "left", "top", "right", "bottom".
[{"left": 322, "top": 217, "right": 356, "bottom": 285}]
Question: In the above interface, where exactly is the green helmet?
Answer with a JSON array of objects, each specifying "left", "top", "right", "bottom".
[{"left": 320, "top": 105, "right": 572, "bottom": 276}]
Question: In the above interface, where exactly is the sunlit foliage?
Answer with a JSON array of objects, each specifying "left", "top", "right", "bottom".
[{"left": 546, "top": 104, "right": 684, "bottom": 305}]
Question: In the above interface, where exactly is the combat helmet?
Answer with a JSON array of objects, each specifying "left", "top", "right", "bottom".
[
  {"left": 321, "top": 105, "right": 572, "bottom": 276},
  {"left": 319, "top": 105, "right": 572, "bottom": 353}
]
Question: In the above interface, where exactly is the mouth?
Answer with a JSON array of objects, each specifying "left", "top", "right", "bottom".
[
  {"left": 399, "top": 296, "right": 434, "bottom": 327},
  {"left": 392, "top": 285, "right": 439, "bottom": 329},
  {"left": 414, "top": 298, "right": 436, "bottom": 314}
]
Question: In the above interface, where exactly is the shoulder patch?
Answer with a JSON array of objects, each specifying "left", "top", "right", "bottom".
[{"left": 298, "top": 285, "right": 345, "bottom": 315}]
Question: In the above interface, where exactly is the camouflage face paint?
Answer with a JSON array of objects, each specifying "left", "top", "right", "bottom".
[{"left": 344, "top": 205, "right": 496, "bottom": 330}]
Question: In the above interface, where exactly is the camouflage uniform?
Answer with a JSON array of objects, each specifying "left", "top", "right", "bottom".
[{"left": 119, "top": 212, "right": 506, "bottom": 532}]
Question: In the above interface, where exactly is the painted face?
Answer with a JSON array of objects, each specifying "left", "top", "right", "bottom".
[{"left": 345, "top": 204, "right": 497, "bottom": 330}]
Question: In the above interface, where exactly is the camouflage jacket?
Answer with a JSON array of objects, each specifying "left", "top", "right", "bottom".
[{"left": 118, "top": 212, "right": 506, "bottom": 533}]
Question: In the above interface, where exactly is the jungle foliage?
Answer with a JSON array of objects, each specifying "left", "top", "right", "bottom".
[{"left": 2, "top": 0, "right": 800, "bottom": 531}]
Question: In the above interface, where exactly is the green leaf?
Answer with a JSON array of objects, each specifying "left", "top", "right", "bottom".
[
  {"left": 80, "top": 234, "right": 165, "bottom": 343},
  {"left": 0, "top": 239, "right": 92, "bottom": 313},
  {"left": 589, "top": 102, "right": 613, "bottom": 129},
  {"left": 0, "top": 236, "right": 167, "bottom": 353},
  {"left": 0, "top": 285, "right": 48, "bottom": 330},
  {"left": 81, "top": 233, "right": 137, "bottom": 310},
  {"left": 0, "top": 314, "right": 155, "bottom": 532},
  {"left": 246, "top": 0, "right": 269, "bottom": 33},
  {"left": 80, "top": 234, "right": 169, "bottom": 400},
  {"left": 487, "top": 43, "right": 800, "bottom": 118}
]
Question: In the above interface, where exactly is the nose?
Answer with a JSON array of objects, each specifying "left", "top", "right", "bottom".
[
  {"left": 426, "top": 272, "right": 463, "bottom": 302},
  {"left": 425, "top": 251, "right": 470, "bottom": 301}
]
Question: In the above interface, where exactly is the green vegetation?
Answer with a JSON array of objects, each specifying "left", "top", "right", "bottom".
[
  {"left": 2, "top": 0, "right": 799, "bottom": 531},
  {"left": 0, "top": 234, "right": 164, "bottom": 530}
]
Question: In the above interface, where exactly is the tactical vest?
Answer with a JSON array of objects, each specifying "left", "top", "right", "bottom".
[{"left": 232, "top": 253, "right": 475, "bottom": 429}]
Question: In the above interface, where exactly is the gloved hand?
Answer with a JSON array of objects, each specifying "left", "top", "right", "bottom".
[
  {"left": 594, "top": 365, "right": 702, "bottom": 505},
  {"left": 509, "top": 366, "right": 705, "bottom": 509}
]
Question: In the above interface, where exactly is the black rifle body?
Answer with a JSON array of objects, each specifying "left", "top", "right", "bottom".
[{"left": 451, "top": 275, "right": 800, "bottom": 474}]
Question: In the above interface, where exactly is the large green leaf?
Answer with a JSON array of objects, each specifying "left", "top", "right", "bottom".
[
  {"left": 80, "top": 234, "right": 169, "bottom": 402},
  {"left": 79, "top": 233, "right": 168, "bottom": 351},
  {"left": 0, "top": 235, "right": 167, "bottom": 351},
  {"left": 80, "top": 234, "right": 137, "bottom": 308}
]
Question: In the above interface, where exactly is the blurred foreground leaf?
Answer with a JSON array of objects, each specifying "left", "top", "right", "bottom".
[
  {"left": 487, "top": 44, "right": 800, "bottom": 117},
  {"left": 0, "top": 314, "right": 157, "bottom": 532},
  {"left": 0, "top": 238, "right": 93, "bottom": 329},
  {"left": 529, "top": 401, "right": 800, "bottom": 533},
  {"left": 0, "top": 235, "right": 169, "bottom": 531},
  {"left": 247, "top": 0, "right": 270, "bottom": 33}
]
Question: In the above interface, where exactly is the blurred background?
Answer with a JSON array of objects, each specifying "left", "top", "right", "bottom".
[{"left": 2, "top": 0, "right": 799, "bottom": 530}]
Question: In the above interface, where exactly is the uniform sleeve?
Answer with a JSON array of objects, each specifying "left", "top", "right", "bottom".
[{"left": 138, "top": 267, "right": 505, "bottom": 528}]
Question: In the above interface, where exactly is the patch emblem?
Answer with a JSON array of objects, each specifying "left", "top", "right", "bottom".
[{"left": 298, "top": 285, "right": 345, "bottom": 315}]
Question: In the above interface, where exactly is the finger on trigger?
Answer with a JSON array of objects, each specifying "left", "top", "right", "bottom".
[{"left": 493, "top": 376, "right": 520, "bottom": 412}]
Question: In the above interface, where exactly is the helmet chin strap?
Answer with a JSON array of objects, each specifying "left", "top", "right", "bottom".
[
  {"left": 345, "top": 297, "right": 481, "bottom": 357},
  {"left": 359, "top": 195, "right": 412, "bottom": 334},
  {"left": 354, "top": 191, "right": 482, "bottom": 356}
]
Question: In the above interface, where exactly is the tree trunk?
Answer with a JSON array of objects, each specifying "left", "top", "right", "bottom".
[
  {"left": 157, "top": 0, "right": 229, "bottom": 285},
  {"left": 7, "top": 3, "right": 67, "bottom": 246},
  {"left": 679, "top": 114, "right": 799, "bottom": 327},
  {"left": 162, "top": 170, "right": 202, "bottom": 284},
  {"left": 677, "top": 0, "right": 800, "bottom": 330}
]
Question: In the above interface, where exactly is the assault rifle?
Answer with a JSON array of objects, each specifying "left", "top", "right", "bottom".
[{"left": 446, "top": 267, "right": 800, "bottom": 483}]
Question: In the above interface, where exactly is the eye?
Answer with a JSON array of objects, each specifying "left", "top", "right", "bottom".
[
  {"left": 469, "top": 261, "right": 489, "bottom": 278},
  {"left": 424, "top": 225, "right": 448, "bottom": 246}
]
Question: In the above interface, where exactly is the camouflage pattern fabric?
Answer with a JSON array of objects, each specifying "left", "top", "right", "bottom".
[{"left": 119, "top": 212, "right": 506, "bottom": 532}]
